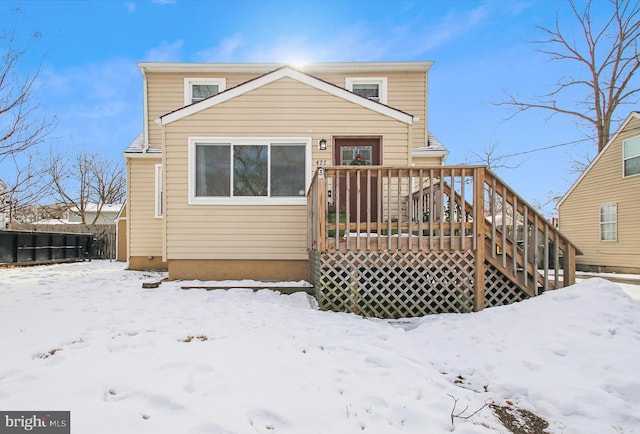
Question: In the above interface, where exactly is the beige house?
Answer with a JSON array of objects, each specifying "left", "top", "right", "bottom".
[
  {"left": 558, "top": 111, "right": 640, "bottom": 274},
  {"left": 123, "top": 61, "right": 579, "bottom": 317},
  {"left": 124, "top": 62, "right": 448, "bottom": 280}
]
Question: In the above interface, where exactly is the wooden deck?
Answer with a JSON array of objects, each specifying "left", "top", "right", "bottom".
[{"left": 307, "top": 166, "right": 580, "bottom": 318}]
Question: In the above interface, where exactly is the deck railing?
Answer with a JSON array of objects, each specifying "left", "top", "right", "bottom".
[{"left": 307, "top": 166, "right": 579, "bottom": 297}]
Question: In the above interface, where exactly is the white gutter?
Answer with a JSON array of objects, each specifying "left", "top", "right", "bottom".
[{"left": 137, "top": 61, "right": 434, "bottom": 75}]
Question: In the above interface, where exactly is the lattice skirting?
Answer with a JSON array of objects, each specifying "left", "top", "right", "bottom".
[
  {"left": 309, "top": 250, "right": 531, "bottom": 318},
  {"left": 484, "top": 263, "right": 529, "bottom": 308}
]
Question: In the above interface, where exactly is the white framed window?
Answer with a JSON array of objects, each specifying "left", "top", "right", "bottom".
[
  {"left": 188, "top": 137, "right": 311, "bottom": 205},
  {"left": 623, "top": 135, "right": 640, "bottom": 177},
  {"left": 155, "top": 163, "right": 163, "bottom": 218},
  {"left": 184, "top": 78, "right": 226, "bottom": 105},
  {"left": 345, "top": 77, "right": 387, "bottom": 104},
  {"left": 599, "top": 203, "right": 617, "bottom": 242}
]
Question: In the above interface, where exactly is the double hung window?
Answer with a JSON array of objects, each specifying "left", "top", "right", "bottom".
[
  {"left": 623, "top": 136, "right": 640, "bottom": 177},
  {"left": 184, "top": 78, "right": 226, "bottom": 105},
  {"left": 599, "top": 203, "right": 617, "bottom": 242},
  {"left": 189, "top": 138, "right": 310, "bottom": 205},
  {"left": 345, "top": 77, "right": 387, "bottom": 104}
]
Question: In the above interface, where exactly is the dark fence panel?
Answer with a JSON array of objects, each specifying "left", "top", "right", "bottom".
[
  {"left": 0, "top": 230, "right": 93, "bottom": 265},
  {"left": 7, "top": 224, "right": 116, "bottom": 260}
]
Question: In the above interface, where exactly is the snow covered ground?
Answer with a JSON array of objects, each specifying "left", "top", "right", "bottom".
[{"left": 0, "top": 261, "right": 638, "bottom": 433}]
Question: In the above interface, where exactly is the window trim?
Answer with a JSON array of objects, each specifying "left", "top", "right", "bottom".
[
  {"left": 188, "top": 137, "right": 311, "bottom": 205},
  {"left": 345, "top": 77, "right": 388, "bottom": 104},
  {"left": 183, "top": 78, "right": 227, "bottom": 105},
  {"left": 154, "top": 163, "right": 163, "bottom": 218},
  {"left": 622, "top": 135, "right": 640, "bottom": 178},
  {"left": 599, "top": 203, "right": 617, "bottom": 242}
]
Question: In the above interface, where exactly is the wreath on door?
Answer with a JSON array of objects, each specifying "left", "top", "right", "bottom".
[{"left": 350, "top": 154, "right": 366, "bottom": 165}]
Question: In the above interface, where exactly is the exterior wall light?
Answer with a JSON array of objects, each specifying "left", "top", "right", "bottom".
[{"left": 318, "top": 138, "right": 327, "bottom": 150}]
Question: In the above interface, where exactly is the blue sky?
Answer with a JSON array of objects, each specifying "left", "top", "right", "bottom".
[{"left": 3, "top": 0, "right": 636, "bottom": 215}]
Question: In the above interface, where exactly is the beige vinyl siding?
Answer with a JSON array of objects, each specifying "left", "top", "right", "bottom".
[
  {"left": 145, "top": 70, "right": 427, "bottom": 149},
  {"left": 163, "top": 77, "right": 412, "bottom": 260},
  {"left": 413, "top": 156, "right": 445, "bottom": 166},
  {"left": 314, "top": 71, "right": 426, "bottom": 149},
  {"left": 559, "top": 117, "right": 640, "bottom": 269},
  {"left": 127, "top": 158, "right": 164, "bottom": 257},
  {"left": 146, "top": 72, "right": 257, "bottom": 149}
]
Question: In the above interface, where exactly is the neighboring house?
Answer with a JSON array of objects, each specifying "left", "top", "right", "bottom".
[
  {"left": 33, "top": 218, "right": 74, "bottom": 225},
  {"left": 558, "top": 111, "right": 640, "bottom": 274},
  {"left": 123, "top": 61, "right": 578, "bottom": 317},
  {"left": 68, "top": 204, "right": 123, "bottom": 225}
]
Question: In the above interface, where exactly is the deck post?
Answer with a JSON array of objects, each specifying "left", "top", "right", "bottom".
[
  {"left": 316, "top": 171, "right": 326, "bottom": 252},
  {"left": 563, "top": 244, "right": 576, "bottom": 287},
  {"left": 474, "top": 167, "right": 486, "bottom": 311}
]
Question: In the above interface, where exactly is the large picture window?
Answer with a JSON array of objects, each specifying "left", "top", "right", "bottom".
[
  {"left": 623, "top": 136, "right": 640, "bottom": 177},
  {"left": 189, "top": 137, "right": 310, "bottom": 205},
  {"left": 600, "top": 203, "right": 617, "bottom": 242}
]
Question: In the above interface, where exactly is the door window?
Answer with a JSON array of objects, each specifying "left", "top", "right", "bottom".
[{"left": 340, "top": 146, "right": 373, "bottom": 165}]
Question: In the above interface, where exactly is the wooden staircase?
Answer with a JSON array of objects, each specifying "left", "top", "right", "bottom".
[
  {"left": 307, "top": 166, "right": 581, "bottom": 317},
  {"left": 480, "top": 170, "right": 580, "bottom": 299}
]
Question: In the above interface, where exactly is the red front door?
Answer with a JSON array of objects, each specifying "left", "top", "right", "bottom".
[{"left": 334, "top": 137, "right": 381, "bottom": 222}]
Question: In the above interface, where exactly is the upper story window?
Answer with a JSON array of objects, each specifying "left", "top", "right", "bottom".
[
  {"left": 623, "top": 135, "right": 640, "bottom": 177},
  {"left": 188, "top": 137, "right": 311, "bottom": 205},
  {"left": 345, "top": 77, "right": 388, "bottom": 104},
  {"left": 600, "top": 203, "right": 617, "bottom": 242},
  {"left": 184, "top": 78, "right": 226, "bottom": 105}
]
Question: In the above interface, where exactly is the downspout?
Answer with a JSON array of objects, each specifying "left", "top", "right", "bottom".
[
  {"left": 124, "top": 156, "right": 131, "bottom": 263},
  {"left": 141, "top": 66, "right": 150, "bottom": 151},
  {"left": 424, "top": 69, "right": 429, "bottom": 149},
  {"left": 161, "top": 123, "right": 167, "bottom": 264},
  {"left": 407, "top": 121, "right": 414, "bottom": 166}
]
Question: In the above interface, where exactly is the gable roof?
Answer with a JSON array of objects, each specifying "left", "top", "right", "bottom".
[
  {"left": 156, "top": 66, "right": 415, "bottom": 126},
  {"left": 558, "top": 111, "right": 640, "bottom": 207}
]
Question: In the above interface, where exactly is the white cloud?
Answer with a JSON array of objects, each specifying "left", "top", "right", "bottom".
[
  {"left": 37, "top": 58, "right": 141, "bottom": 160},
  {"left": 241, "top": 24, "right": 397, "bottom": 63},
  {"left": 214, "top": 4, "right": 492, "bottom": 64},
  {"left": 408, "top": 4, "right": 492, "bottom": 55},
  {"left": 151, "top": 0, "right": 176, "bottom": 4},
  {"left": 143, "top": 40, "right": 184, "bottom": 62},
  {"left": 178, "top": 3, "right": 495, "bottom": 65},
  {"left": 125, "top": 2, "right": 135, "bottom": 13},
  {"left": 193, "top": 33, "right": 244, "bottom": 62}
]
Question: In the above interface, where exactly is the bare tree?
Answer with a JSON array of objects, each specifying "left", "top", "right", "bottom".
[
  {"left": 498, "top": 0, "right": 640, "bottom": 154},
  {"left": 0, "top": 153, "right": 50, "bottom": 222},
  {"left": 465, "top": 142, "right": 522, "bottom": 171},
  {"left": 45, "top": 148, "right": 126, "bottom": 225},
  {"left": 1, "top": 28, "right": 53, "bottom": 214}
]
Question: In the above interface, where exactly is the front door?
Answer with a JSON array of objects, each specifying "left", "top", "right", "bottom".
[{"left": 334, "top": 137, "right": 381, "bottom": 222}]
